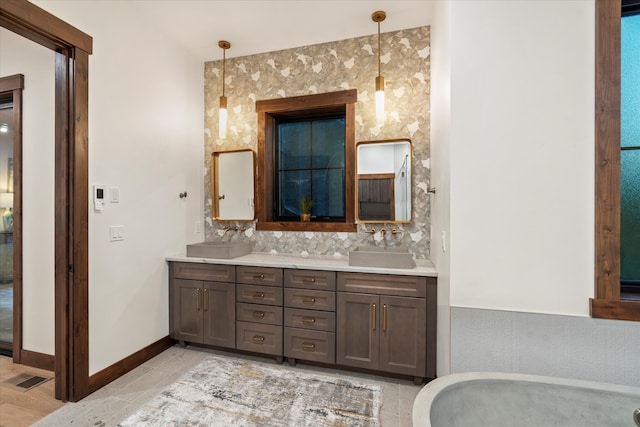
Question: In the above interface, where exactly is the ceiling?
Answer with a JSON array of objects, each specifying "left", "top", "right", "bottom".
[{"left": 126, "top": 1, "right": 435, "bottom": 63}]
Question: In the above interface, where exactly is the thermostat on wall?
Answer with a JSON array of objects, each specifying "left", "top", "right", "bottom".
[{"left": 93, "top": 184, "right": 105, "bottom": 211}]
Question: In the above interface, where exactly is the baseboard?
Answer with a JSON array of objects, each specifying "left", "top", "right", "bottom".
[
  {"left": 19, "top": 349, "right": 55, "bottom": 371},
  {"left": 88, "top": 336, "right": 174, "bottom": 394}
]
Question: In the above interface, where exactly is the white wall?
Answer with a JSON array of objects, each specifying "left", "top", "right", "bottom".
[
  {"left": 32, "top": 1, "right": 204, "bottom": 375},
  {"left": 449, "top": 0, "right": 595, "bottom": 316},
  {"left": 0, "top": 28, "right": 56, "bottom": 355}
]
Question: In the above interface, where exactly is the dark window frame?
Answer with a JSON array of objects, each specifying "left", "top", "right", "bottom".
[
  {"left": 591, "top": 0, "right": 640, "bottom": 320},
  {"left": 255, "top": 90, "right": 357, "bottom": 232}
]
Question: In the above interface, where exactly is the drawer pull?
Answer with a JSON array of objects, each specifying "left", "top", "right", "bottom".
[
  {"left": 372, "top": 303, "right": 377, "bottom": 331},
  {"left": 253, "top": 311, "right": 265, "bottom": 319},
  {"left": 252, "top": 335, "right": 265, "bottom": 343},
  {"left": 253, "top": 292, "right": 265, "bottom": 300},
  {"left": 302, "top": 296, "right": 316, "bottom": 304},
  {"left": 302, "top": 277, "right": 316, "bottom": 283},
  {"left": 253, "top": 274, "right": 265, "bottom": 280},
  {"left": 302, "top": 317, "right": 316, "bottom": 324},
  {"left": 302, "top": 342, "right": 316, "bottom": 351}
]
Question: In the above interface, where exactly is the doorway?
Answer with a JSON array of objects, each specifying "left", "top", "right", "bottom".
[{"left": 0, "top": 98, "right": 14, "bottom": 355}]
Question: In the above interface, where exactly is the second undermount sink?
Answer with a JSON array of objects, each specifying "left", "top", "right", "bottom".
[
  {"left": 186, "top": 241, "right": 252, "bottom": 259},
  {"left": 348, "top": 246, "right": 415, "bottom": 269}
]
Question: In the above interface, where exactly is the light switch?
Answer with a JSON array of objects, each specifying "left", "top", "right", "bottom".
[
  {"left": 110, "top": 187, "right": 120, "bottom": 203},
  {"left": 109, "top": 225, "right": 125, "bottom": 242}
]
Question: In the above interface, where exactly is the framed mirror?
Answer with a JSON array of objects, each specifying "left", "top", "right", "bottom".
[
  {"left": 356, "top": 139, "right": 411, "bottom": 223},
  {"left": 212, "top": 149, "right": 255, "bottom": 221}
]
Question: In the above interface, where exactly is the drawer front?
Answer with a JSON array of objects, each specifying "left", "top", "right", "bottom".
[
  {"left": 236, "top": 321, "right": 283, "bottom": 356},
  {"left": 236, "top": 266, "right": 283, "bottom": 286},
  {"left": 236, "top": 303, "right": 283, "bottom": 325},
  {"left": 284, "top": 328, "right": 335, "bottom": 364},
  {"left": 284, "top": 269, "right": 336, "bottom": 291},
  {"left": 337, "top": 272, "right": 427, "bottom": 298},
  {"left": 284, "top": 288, "right": 335, "bottom": 311},
  {"left": 236, "top": 284, "right": 283, "bottom": 306},
  {"left": 172, "top": 262, "right": 235, "bottom": 283},
  {"left": 284, "top": 308, "right": 335, "bottom": 332}
]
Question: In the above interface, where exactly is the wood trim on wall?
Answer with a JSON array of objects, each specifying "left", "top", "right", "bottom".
[
  {"left": 0, "top": 74, "right": 24, "bottom": 364},
  {"left": 88, "top": 336, "right": 174, "bottom": 394},
  {"left": 0, "top": 0, "right": 93, "bottom": 402},
  {"left": 19, "top": 349, "right": 55, "bottom": 372},
  {"left": 592, "top": 0, "right": 640, "bottom": 320}
]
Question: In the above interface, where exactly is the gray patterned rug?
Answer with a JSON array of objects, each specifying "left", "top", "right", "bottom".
[{"left": 120, "top": 354, "right": 382, "bottom": 426}]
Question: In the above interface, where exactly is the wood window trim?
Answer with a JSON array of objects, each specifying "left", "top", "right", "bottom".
[
  {"left": 255, "top": 90, "right": 357, "bottom": 232},
  {"left": 591, "top": 0, "right": 640, "bottom": 321}
]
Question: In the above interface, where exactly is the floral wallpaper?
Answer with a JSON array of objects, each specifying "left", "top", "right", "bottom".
[{"left": 204, "top": 26, "right": 431, "bottom": 259}]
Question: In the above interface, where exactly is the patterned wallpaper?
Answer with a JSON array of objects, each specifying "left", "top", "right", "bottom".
[{"left": 203, "top": 26, "right": 431, "bottom": 259}]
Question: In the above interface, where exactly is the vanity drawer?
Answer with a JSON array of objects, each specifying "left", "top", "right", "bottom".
[
  {"left": 284, "top": 327, "right": 335, "bottom": 364},
  {"left": 284, "top": 269, "right": 336, "bottom": 291},
  {"left": 236, "top": 303, "right": 283, "bottom": 325},
  {"left": 337, "top": 272, "right": 427, "bottom": 298},
  {"left": 284, "top": 308, "right": 335, "bottom": 332},
  {"left": 172, "top": 262, "right": 235, "bottom": 283},
  {"left": 236, "top": 284, "right": 283, "bottom": 306},
  {"left": 284, "top": 288, "right": 335, "bottom": 311},
  {"left": 236, "top": 321, "right": 282, "bottom": 356},
  {"left": 236, "top": 266, "right": 283, "bottom": 287}
]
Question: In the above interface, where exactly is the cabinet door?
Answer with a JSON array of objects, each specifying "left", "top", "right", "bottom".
[
  {"left": 336, "top": 293, "right": 379, "bottom": 370},
  {"left": 379, "top": 296, "right": 426, "bottom": 376},
  {"left": 202, "top": 281, "right": 236, "bottom": 348},
  {"left": 172, "top": 279, "right": 203, "bottom": 343}
]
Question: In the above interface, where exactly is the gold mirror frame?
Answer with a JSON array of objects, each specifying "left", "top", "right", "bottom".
[
  {"left": 211, "top": 149, "right": 255, "bottom": 221},
  {"left": 355, "top": 138, "right": 412, "bottom": 223}
]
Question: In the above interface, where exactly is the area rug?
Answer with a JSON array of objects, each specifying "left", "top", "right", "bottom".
[{"left": 119, "top": 354, "right": 382, "bottom": 426}]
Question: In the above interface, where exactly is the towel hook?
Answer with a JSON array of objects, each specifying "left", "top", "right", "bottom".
[{"left": 179, "top": 191, "right": 188, "bottom": 199}]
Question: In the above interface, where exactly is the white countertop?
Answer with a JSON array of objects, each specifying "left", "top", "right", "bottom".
[{"left": 167, "top": 252, "right": 437, "bottom": 277}]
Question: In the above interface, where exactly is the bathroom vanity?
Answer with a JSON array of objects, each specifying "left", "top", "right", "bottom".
[{"left": 168, "top": 254, "right": 437, "bottom": 383}]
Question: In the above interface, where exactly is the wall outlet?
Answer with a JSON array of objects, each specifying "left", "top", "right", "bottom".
[
  {"left": 195, "top": 221, "right": 202, "bottom": 233},
  {"left": 109, "top": 225, "right": 125, "bottom": 242}
]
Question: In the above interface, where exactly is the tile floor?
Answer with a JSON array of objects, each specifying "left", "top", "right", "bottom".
[{"left": 33, "top": 344, "right": 422, "bottom": 426}]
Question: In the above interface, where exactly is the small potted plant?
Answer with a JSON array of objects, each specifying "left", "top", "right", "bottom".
[{"left": 300, "top": 196, "right": 314, "bottom": 222}]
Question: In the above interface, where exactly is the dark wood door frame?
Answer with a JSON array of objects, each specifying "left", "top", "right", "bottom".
[
  {"left": 0, "top": 0, "right": 92, "bottom": 401},
  {"left": 0, "top": 74, "right": 24, "bottom": 361}
]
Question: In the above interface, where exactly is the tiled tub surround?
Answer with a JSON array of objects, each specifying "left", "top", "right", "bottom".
[{"left": 203, "top": 26, "right": 431, "bottom": 259}]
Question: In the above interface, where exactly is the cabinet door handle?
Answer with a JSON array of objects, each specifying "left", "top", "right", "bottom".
[
  {"left": 196, "top": 288, "right": 201, "bottom": 311},
  {"left": 302, "top": 317, "right": 316, "bottom": 324},
  {"left": 203, "top": 289, "right": 208, "bottom": 311},
  {"left": 253, "top": 292, "right": 265, "bottom": 300},
  {"left": 253, "top": 274, "right": 265, "bottom": 280},
  {"left": 302, "top": 342, "right": 316, "bottom": 351},
  {"left": 383, "top": 304, "right": 387, "bottom": 332},
  {"left": 302, "top": 277, "right": 316, "bottom": 283},
  {"left": 253, "top": 311, "right": 265, "bottom": 319},
  {"left": 252, "top": 335, "right": 265, "bottom": 343},
  {"left": 302, "top": 296, "right": 316, "bottom": 304},
  {"left": 372, "top": 303, "right": 377, "bottom": 331}
]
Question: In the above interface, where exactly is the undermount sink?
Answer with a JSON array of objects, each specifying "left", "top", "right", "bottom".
[
  {"left": 186, "top": 241, "right": 252, "bottom": 259},
  {"left": 348, "top": 246, "right": 415, "bottom": 269}
]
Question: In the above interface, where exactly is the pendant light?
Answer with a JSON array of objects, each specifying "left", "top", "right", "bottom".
[
  {"left": 372, "top": 11, "right": 386, "bottom": 126},
  {"left": 218, "top": 40, "right": 231, "bottom": 139}
]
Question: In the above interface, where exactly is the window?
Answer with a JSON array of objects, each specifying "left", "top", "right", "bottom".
[
  {"left": 620, "top": 10, "right": 640, "bottom": 294},
  {"left": 591, "top": 0, "right": 640, "bottom": 321},
  {"left": 275, "top": 114, "right": 346, "bottom": 222},
  {"left": 255, "top": 90, "right": 357, "bottom": 232}
]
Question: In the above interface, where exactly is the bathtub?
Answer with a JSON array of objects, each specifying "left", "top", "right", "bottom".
[{"left": 413, "top": 372, "right": 640, "bottom": 427}]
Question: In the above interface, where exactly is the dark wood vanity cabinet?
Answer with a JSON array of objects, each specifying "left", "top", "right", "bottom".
[
  {"left": 169, "top": 263, "right": 236, "bottom": 348},
  {"left": 336, "top": 272, "right": 436, "bottom": 383},
  {"left": 169, "top": 261, "right": 436, "bottom": 382}
]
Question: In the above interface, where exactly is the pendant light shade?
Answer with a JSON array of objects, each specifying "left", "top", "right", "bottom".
[
  {"left": 218, "top": 40, "right": 231, "bottom": 139},
  {"left": 372, "top": 11, "right": 386, "bottom": 126}
]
